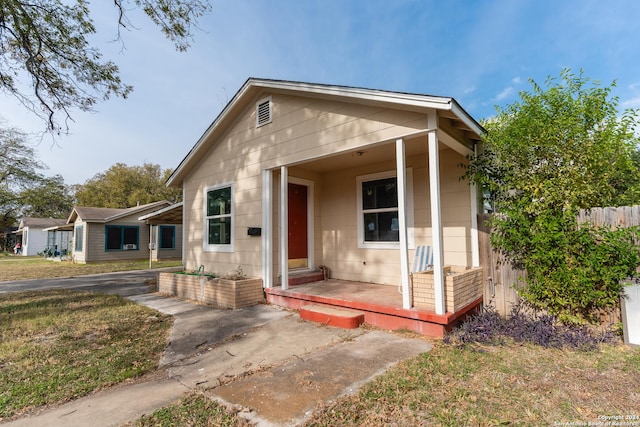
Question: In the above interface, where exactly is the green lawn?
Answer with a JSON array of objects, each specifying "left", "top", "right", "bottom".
[{"left": 0, "top": 289, "right": 173, "bottom": 420}]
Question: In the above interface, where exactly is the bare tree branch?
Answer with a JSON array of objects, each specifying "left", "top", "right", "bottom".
[{"left": 0, "top": 0, "right": 211, "bottom": 133}]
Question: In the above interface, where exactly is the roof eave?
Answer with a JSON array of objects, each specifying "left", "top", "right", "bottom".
[
  {"left": 167, "top": 78, "right": 481, "bottom": 186},
  {"left": 104, "top": 201, "right": 170, "bottom": 222},
  {"left": 138, "top": 201, "right": 184, "bottom": 221}
]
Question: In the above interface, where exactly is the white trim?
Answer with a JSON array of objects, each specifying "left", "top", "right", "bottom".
[
  {"left": 280, "top": 167, "right": 289, "bottom": 289},
  {"left": 203, "top": 182, "right": 234, "bottom": 253},
  {"left": 138, "top": 202, "right": 183, "bottom": 221},
  {"left": 288, "top": 176, "right": 315, "bottom": 270},
  {"left": 262, "top": 170, "right": 273, "bottom": 288},
  {"left": 252, "top": 80, "right": 453, "bottom": 111},
  {"left": 356, "top": 169, "right": 414, "bottom": 250},
  {"left": 449, "top": 99, "right": 485, "bottom": 137},
  {"left": 396, "top": 139, "right": 412, "bottom": 309},
  {"left": 428, "top": 113, "right": 445, "bottom": 315},
  {"left": 182, "top": 182, "right": 186, "bottom": 269},
  {"left": 437, "top": 129, "right": 474, "bottom": 157}
]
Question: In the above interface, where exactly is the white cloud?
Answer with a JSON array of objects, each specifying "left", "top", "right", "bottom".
[
  {"left": 511, "top": 76, "right": 522, "bottom": 84},
  {"left": 621, "top": 97, "right": 640, "bottom": 109},
  {"left": 495, "top": 86, "right": 514, "bottom": 102}
]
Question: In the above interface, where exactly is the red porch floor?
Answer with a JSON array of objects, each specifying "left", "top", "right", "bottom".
[{"left": 264, "top": 279, "right": 483, "bottom": 337}]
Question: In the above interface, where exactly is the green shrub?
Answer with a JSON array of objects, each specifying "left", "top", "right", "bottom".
[{"left": 516, "top": 218, "right": 639, "bottom": 324}]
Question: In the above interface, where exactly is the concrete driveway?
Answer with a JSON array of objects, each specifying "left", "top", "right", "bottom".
[
  {"left": 1, "top": 270, "right": 433, "bottom": 427},
  {"left": 0, "top": 268, "right": 168, "bottom": 296}
]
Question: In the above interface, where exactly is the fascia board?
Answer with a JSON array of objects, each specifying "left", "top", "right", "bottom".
[
  {"left": 138, "top": 202, "right": 183, "bottom": 221},
  {"left": 167, "top": 78, "right": 481, "bottom": 186}
]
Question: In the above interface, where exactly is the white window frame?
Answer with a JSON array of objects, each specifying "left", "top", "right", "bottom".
[
  {"left": 256, "top": 96, "right": 272, "bottom": 127},
  {"left": 356, "top": 169, "right": 414, "bottom": 249},
  {"left": 203, "top": 182, "right": 234, "bottom": 253}
]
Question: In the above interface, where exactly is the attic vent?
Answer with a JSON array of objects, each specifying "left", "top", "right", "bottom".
[{"left": 256, "top": 97, "right": 272, "bottom": 127}]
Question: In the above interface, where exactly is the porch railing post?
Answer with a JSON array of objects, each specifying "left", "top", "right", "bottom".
[
  {"left": 428, "top": 114, "right": 446, "bottom": 315},
  {"left": 280, "top": 166, "right": 289, "bottom": 290},
  {"left": 262, "top": 169, "right": 273, "bottom": 288},
  {"left": 396, "top": 138, "right": 412, "bottom": 309}
]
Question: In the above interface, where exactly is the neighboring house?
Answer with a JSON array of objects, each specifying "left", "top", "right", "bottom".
[
  {"left": 138, "top": 202, "right": 184, "bottom": 262},
  {"left": 66, "top": 201, "right": 182, "bottom": 263},
  {"left": 166, "top": 78, "right": 484, "bottom": 325},
  {"left": 14, "top": 218, "right": 67, "bottom": 256}
]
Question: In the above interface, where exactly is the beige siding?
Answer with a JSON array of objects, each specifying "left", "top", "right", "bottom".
[
  {"left": 83, "top": 220, "right": 149, "bottom": 262},
  {"left": 182, "top": 92, "right": 476, "bottom": 283},
  {"left": 316, "top": 149, "right": 472, "bottom": 285}
]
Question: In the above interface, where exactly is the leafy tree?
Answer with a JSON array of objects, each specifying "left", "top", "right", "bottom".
[
  {"left": 0, "top": 124, "right": 46, "bottom": 229},
  {"left": 75, "top": 162, "right": 181, "bottom": 208},
  {"left": 467, "top": 69, "right": 640, "bottom": 324},
  {"left": 19, "top": 175, "right": 74, "bottom": 218},
  {"left": 0, "top": 0, "right": 211, "bottom": 133}
]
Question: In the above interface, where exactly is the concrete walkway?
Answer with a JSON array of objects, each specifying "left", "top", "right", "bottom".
[{"left": 2, "top": 277, "right": 432, "bottom": 427}]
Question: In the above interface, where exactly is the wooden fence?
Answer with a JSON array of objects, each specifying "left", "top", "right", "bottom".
[
  {"left": 478, "top": 206, "right": 640, "bottom": 316},
  {"left": 577, "top": 205, "right": 640, "bottom": 228}
]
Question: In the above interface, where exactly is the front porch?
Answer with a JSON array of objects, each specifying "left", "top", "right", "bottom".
[{"left": 265, "top": 279, "right": 483, "bottom": 337}]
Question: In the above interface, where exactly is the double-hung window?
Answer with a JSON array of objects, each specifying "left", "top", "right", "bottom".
[
  {"left": 105, "top": 225, "right": 139, "bottom": 250},
  {"left": 204, "top": 183, "right": 233, "bottom": 252},
  {"left": 357, "top": 170, "right": 413, "bottom": 249}
]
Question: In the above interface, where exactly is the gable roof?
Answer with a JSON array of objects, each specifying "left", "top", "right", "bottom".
[
  {"left": 167, "top": 78, "right": 484, "bottom": 187},
  {"left": 67, "top": 201, "right": 172, "bottom": 224},
  {"left": 18, "top": 217, "right": 67, "bottom": 230}
]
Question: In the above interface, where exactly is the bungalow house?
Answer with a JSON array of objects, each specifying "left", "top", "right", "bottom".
[
  {"left": 166, "top": 78, "right": 485, "bottom": 336},
  {"left": 67, "top": 201, "right": 182, "bottom": 263},
  {"left": 14, "top": 217, "right": 68, "bottom": 256}
]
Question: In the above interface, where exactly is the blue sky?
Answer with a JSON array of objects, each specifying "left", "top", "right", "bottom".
[{"left": 2, "top": 0, "right": 640, "bottom": 185}]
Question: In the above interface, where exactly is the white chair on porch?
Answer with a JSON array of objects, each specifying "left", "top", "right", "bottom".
[{"left": 411, "top": 245, "right": 434, "bottom": 273}]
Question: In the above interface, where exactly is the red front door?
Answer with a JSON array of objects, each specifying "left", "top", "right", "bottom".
[{"left": 288, "top": 183, "right": 308, "bottom": 268}]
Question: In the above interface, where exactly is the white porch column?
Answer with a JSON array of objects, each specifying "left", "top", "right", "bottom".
[
  {"left": 428, "top": 115, "right": 446, "bottom": 315},
  {"left": 262, "top": 169, "right": 273, "bottom": 288},
  {"left": 280, "top": 166, "right": 289, "bottom": 290},
  {"left": 182, "top": 182, "right": 186, "bottom": 270},
  {"left": 470, "top": 181, "right": 480, "bottom": 268},
  {"left": 396, "top": 138, "right": 412, "bottom": 309}
]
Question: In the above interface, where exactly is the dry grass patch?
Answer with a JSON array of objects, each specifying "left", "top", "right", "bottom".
[
  {"left": 0, "top": 289, "right": 173, "bottom": 420},
  {"left": 0, "top": 257, "right": 181, "bottom": 282},
  {"left": 126, "top": 392, "right": 252, "bottom": 427},
  {"left": 304, "top": 342, "right": 640, "bottom": 426}
]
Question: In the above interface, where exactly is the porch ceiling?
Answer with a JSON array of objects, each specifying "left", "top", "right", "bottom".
[{"left": 293, "top": 134, "right": 439, "bottom": 173}]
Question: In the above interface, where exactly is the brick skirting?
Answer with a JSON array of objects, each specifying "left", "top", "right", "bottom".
[
  {"left": 158, "top": 272, "right": 264, "bottom": 309},
  {"left": 412, "top": 266, "right": 484, "bottom": 312}
]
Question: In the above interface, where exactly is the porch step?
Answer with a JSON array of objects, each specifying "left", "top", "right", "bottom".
[
  {"left": 288, "top": 270, "right": 324, "bottom": 287},
  {"left": 299, "top": 304, "right": 365, "bottom": 329}
]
